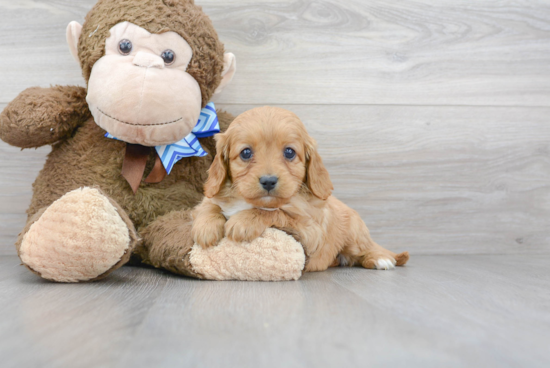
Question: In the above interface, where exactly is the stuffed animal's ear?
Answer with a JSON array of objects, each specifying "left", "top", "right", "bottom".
[
  {"left": 204, "top": 133, "right": 230, "bottom": 198},
  {"left": 305, "top": 136, "right": 333, "bottom": 200},
  {"left": 66, "top": 21, "right": 83, "bottom": 64},
  {"left": 214, "top": 53, "right": 237, "bottom": 95}
]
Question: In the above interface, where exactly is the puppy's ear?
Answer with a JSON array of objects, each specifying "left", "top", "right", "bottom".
[
  {"left": 305, "top": 136, "right": 333, "bottom": 200},
  {"left": 204, "top": 133, "right": 230, "bottom": 198}
]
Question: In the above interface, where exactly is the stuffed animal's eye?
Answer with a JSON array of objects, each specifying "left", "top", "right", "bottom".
[
  {"left": 118, "top": 39, "right": 132, "bottom": 55},
  {"left": 161, "top": 50, "right": 176, "bottom": 65},
  {"left": 240, "top": 148, "right": 253, "bottom": 161},
  {"left": 284, "top": 147, "right": 296, "bottom": 160}
]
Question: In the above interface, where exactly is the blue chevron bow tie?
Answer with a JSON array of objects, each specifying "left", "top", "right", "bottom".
[{"left": 105, "top": 102, "right": 220, "bottom": 174}]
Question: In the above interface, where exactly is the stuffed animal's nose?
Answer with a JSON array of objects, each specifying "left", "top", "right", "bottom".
[
  {"left": 260, "top": 176, "right": 278, "bottom": 191},
  {"left": 133, "top": 52, "right": 165, "bottom": 69}
]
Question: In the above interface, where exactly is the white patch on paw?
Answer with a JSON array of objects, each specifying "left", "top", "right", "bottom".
[{"left": 375, "top": 258, "right": 396, "bottom": 270}]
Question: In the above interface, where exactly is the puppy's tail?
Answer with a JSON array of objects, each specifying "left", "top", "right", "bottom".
[{"left": 394, "top": 251, "right": 410, "bottom": 266}]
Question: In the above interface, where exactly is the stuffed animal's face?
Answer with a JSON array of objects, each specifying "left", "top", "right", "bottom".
[
  {"left": 66, "top": 0, "right": 237, "bottom": 147},
  {"left": 86, "top": 22, "right": 202, "bottom": 146}
]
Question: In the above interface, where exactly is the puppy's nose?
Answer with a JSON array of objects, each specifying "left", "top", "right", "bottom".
[{"left": 260, "top": 176, "right": 278, "bottom": 191}]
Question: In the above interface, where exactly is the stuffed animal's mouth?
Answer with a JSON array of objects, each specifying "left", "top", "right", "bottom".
[
  {"left": 92, "top": 106, "right": 193, "bottom": 146},
  {"left": 96, "top": 107, "right": 183, "bottom": 127}
]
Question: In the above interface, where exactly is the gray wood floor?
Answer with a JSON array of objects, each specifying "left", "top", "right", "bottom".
[
  {"left": 1, "top": 1, "right": 549, "bottom": 367},
  {"left": 1, "top": 254, "right": 549, "bottom": 368}
]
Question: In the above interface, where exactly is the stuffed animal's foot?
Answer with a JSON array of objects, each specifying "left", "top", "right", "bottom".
[
  {"left": 18, "top": 187, "right": 138, "bottom": 282},
  {"left": 189, "top": 228, "right": 306, "bottom": 281}
]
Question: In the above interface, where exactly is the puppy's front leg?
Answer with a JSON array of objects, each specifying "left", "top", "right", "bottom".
[
  {"left": 225, "top": 209, "right": 272, "bottom": 243},
  {"left": 192, "top": 199, "right": 226, "bottom": 248}
]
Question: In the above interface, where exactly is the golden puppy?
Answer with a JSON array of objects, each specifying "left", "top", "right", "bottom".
[{"left": 192, "top": 106, "right": 409, "bottom": 271}]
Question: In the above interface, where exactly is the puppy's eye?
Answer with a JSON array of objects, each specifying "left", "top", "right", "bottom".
[
  {"left": 240, "top": 148, "right": 253, "bottom": 161},
  {"left": 284, "top": 147, "right": 296, "bottom": 160},
  {"left": 118, "top": 39, "right": 133, "bottom": 55},
  {"left": 161, "top": 50, "right": 176, "bottom": 65}
]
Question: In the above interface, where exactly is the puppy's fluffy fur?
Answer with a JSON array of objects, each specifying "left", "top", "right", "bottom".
[{"left": 192, "top": 107, "right": 409, "bottom": 271}]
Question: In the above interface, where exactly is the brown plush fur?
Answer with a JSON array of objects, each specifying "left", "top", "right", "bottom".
[
  {"left": 0, "top": 86, "right": 91, "bottom": 148},
  {"left": 1, "top": 87, "right": 234, "bottom": 278},
  {"left": 135, "top": 210, "right": 203, "bottom": 278},
  {"left": 23, "top": 104, "right": 233, "bottom": 230},
  {"left": 193, "top": 107, "right": 409, "bottom": 271},
  {"left": 79, "top": 0, "right": 225, "bottom": 107}
]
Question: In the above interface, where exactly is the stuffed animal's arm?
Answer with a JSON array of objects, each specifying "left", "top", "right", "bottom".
[
  {"left": 138, "top": 209, "right": 306, "bottom": 281},
  {"left": 189, "top": 228, "right": 306, "bottom": 281},
  {"left": 0, "top": 86, "right": 91, "bottom": 148},
  {"left": 191, "top": 207, "right": 307, "bottom": 281}
]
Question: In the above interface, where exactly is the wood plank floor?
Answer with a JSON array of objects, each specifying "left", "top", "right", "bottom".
[{"left": 1, "top": 254, "right": 549, "bottom": 368}]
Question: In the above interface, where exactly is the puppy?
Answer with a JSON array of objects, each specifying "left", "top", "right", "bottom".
[{"left": 192, "top": 106, "right": 409, "bottom": 271}]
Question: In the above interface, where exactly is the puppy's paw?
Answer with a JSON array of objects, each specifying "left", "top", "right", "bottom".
[
  {"left": 374, "top": 258, "right": 396, "bottom": 270},
  {"left": 192, "top": 221, "right": 225, "bottom": 249},
  {"left": 361, "top": 254, "right": 397, "bottom": 270},
  {"left": 225, "top": 217, "right": 267, "bottom": 243}
]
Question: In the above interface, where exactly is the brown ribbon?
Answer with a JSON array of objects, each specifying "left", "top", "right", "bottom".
[
  {"left": 122, "top": 143, "right": 167, "bottom": 194},
  {"left": 145, "top": 154, "right": 168, "bottom": 184}
]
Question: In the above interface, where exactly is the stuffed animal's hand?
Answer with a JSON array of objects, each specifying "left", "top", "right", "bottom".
[
  {"left": 224, "top": 209, "right": 269, "bottom": 243},
  {"left": 189, "top": 228, "right": 306, "bottom": 281},
  {"left": 0, "top": 86, "right": 91, "bottom": 148}
]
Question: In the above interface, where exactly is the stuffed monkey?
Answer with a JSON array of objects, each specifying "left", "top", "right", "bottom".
[{"left": 0, "top": 0, "right": 305, "bottom": 282}]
